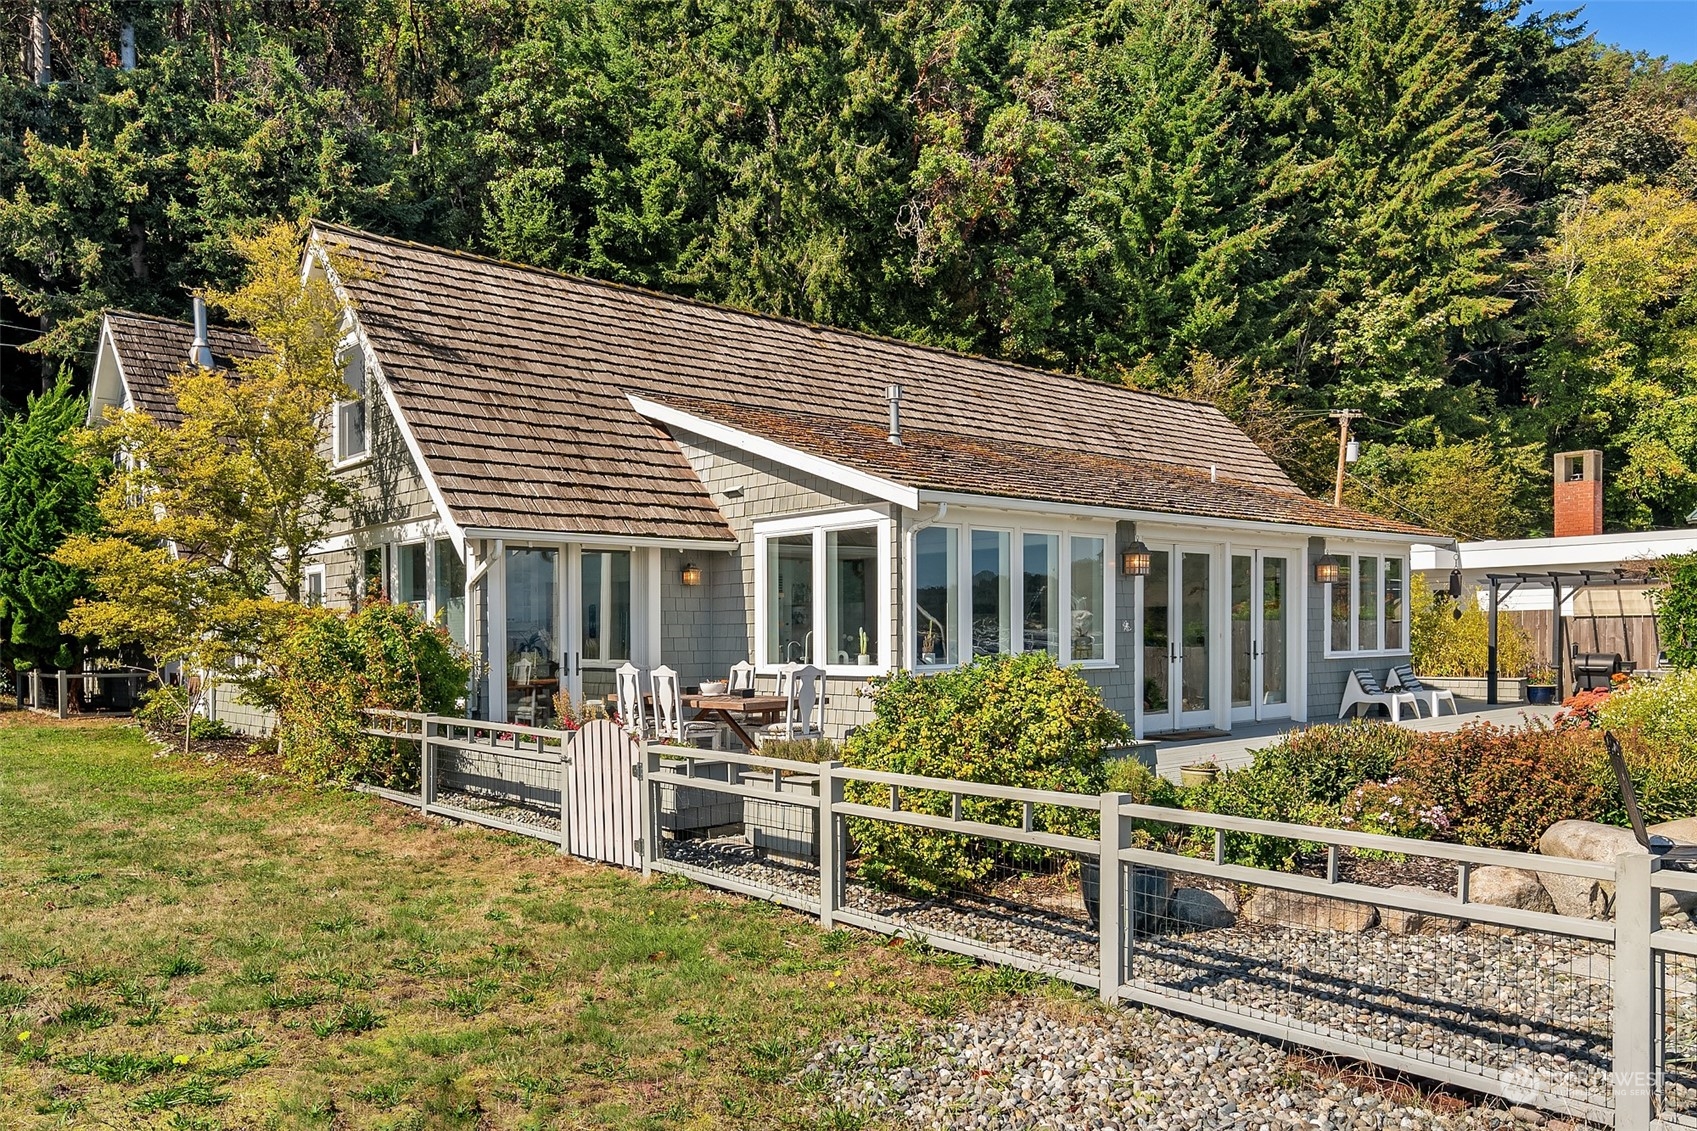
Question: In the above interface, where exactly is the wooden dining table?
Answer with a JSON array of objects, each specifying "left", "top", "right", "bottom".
[{"left": 603, "top": 691, "right": 791, "bottom": 748}]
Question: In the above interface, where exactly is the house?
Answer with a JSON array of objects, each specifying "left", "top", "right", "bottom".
[
  {"left": 1412, "top": 450, "right": 1686, "bottom": 695},
  {"left": 96, "top": 223, "right": 1440, "bottom": 739}
]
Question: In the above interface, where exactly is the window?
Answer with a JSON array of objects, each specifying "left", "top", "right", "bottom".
[
  {"left": 361, "top": 547, "right": 385, "bottom": 602},
  {"left": 333, "top": 344, "right": 368, "bottom": 463},
  {"left": 1070, "top": 536, "right": 1106, "bottom": 662},
  {"left": 827, "top": 528, "right": 879, "bottom": 665},
  {"left": 304, "top": 567, "right": 325, "bottom": 608},
  {"left": 435, "top": 540, "right": 466, "bottom": 646},
  {"left": 398, "top": 542, "right": 428, "bottom": 612},
  {"left": 756, "top": 513, "right": 892, "bottom": 672},
  {"left": 1326, "top": 553, "right": 1410, "bottom": 654},
  {"left": 581, "top": 549, "right": 632, "bottom": 664},
  {"left": 505, "top": 547, "right": 558, "bottom": 720},
  {"left": 1022, "top": 533, "right": 1059, "bottom": 656},
  {"left": 911, "top": 520, "right": 1114, "bottom": 669},
  {"left": 972, "top": 530, "right": 1011, "bottom": 656},
  {"left": 914, "top": 527, "right": 958, "bottom": 667}
]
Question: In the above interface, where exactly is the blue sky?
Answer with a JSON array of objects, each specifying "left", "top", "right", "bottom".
[{"left": 1523, "top": 1, "right": 1697, "bottom": 63}]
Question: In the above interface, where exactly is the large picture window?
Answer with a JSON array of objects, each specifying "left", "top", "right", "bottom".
[
  {"left": 1326, "top": 553, "right": 1410, "bottom": 654},
  {"left": 911, "top": 519, "right": 1114, "bottom": 669},
  {"left": 756, "top": 513, "right": 892, "bottom": 673}
]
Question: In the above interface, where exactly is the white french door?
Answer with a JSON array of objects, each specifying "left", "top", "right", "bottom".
[
  {"left": 1230, "top": 551, "right": 1293, "bottom": 723},
  {"left": 1142, "top": 546, "right": 1217, "bottom": 733}
]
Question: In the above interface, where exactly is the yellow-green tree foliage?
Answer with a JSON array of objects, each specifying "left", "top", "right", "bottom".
[{"left": 1409, "top": 575, "right": 1535, "bottom": 678}]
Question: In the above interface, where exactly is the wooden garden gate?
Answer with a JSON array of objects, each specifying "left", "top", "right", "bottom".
[{"left": 561, "top": 719, "right": 642, "bottom": 868}]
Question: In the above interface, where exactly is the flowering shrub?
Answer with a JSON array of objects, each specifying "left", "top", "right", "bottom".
[
  {"left": 1594, "top": 670, "right": 1697, "bottom": 753},
  {"left": 1556, "top": 688, "right": 1611, "bottom": 730},
  {"left": 1395, "top": 722, "right": 1607, "bottom": 850},
  {"left": 1338, "top": 777, "right": 1450, "bottom": 839},
  {"left": 840, "top": 652, "right": 1127, "bottom": 895},
  {"left": 276, "top": 601, "right": 469, "bottom": 787}
]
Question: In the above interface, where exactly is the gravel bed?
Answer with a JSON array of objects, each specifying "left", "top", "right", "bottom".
[
  {"left": 809, "top": 1008, "right": 1570, "bottom": 1130},
  {"left": 433, "top": 786, "right": 561, "bottom": 831}
]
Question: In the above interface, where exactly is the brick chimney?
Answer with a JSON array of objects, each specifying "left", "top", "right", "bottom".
[{"left": 1553, "top": 449, "right": 1603, "bottom": 537}]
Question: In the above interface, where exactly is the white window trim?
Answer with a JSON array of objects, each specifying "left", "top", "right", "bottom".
[
  {"left": 303, "top": 565, "right": 326, "bottom": 608},
  {"left": 753, "top": 509, "right": 894, "bottom": 677},
  {"left": 906, "top": 516, "right": 1117, "bottom": 672},
  {"left": 1323, "top": 552, "right": 1411, "bottom": 659},
  {"left": 331, "top": 336, "right": 371, "bottom": 468}
]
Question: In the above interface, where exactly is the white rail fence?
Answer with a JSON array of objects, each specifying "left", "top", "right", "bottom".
[{"left": 358, "top": 710, "right": 1695, "bottom": 1130}]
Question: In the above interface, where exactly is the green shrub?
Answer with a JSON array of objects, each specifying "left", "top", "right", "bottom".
[
  {"left": 135, "top": 685, "right": 234, "bottom": 741},
  {"left": 1593, "top": 730, "right": 1697, "bottom": 827},
  {"left": 1338, "top": 777, "right": 1450, "bottom": 839},
  {"left": 839, "top": 652, "right": 1128, "bottom": 895},
  {"left": 276, "top": 601, "right": 469, "bottom": 787},
  {"left": 1594, "top": 671, "right": 1697, "bottom": 753},
  {"left": 1409, "top": 577, "right": 1535, "bottom": 677},
  {"left": 1180, "top": 764, "right": 1340, "bottom": 869},
  {"left": 1247, "top": 721, "right": 1414, "bottom": 806},
  {"left": 1655, "top": 553, "right": 1697, "bottom": 670},
  {"left": 1395, "top": 721, "right": 1607, "bottom": 849}
]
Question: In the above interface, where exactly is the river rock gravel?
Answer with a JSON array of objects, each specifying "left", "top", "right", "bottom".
[{"left": 806, "top": 1008, "right": 1570, "bottom": 1130}]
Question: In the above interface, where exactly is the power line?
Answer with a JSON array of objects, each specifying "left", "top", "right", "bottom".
[{"left": 1342, "top": 467, "right": 1481, "bottom": 542}]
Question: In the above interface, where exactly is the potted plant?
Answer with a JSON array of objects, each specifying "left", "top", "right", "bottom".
[
  {"left": 1526, "top": 663, "right": 1558, "bottom": 705},
  {"left": 856, "top": 627, "right": 871, "bottom": 667},
  {"left": 1179, "top": 761, "right": 1221, "bottom": 788},
  {"left": 919, "top": 623, "right": 939, "bottom": 666}
]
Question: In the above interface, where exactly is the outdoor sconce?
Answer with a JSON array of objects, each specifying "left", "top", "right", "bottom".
[
  {"left": 1314, "top": 555, "right": 1341, "bottom": 585},
  {"left": 681, "top": 562, "right": 702, "bottom": 587},
  {"left": 1121, "top": 541, "right": 1152, "bottom": 577}
]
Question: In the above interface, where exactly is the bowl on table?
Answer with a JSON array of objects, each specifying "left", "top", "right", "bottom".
[{"left": 699, "top": 680, "right": 729, "bottom": 696}]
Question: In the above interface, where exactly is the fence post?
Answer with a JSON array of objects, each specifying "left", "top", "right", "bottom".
[
  {"left": 1099, "top": 792, "right": 1130, "bottom": 1006},
  {"left": 420, "top": 719, "right": 436, "bottom": 816},
  {"left": 1614, "top": 851, "right": 1655, "bottom": 1131},
  {"left": 28, "top": 668, "right": 39, "bottom": 709},
  {"left": 641, "top": 738, "right": 666, "bottom": 878},
  {"left": 56, "top": 670, "right": 68, "bottom": 719},
  {"left": 817, "top": 760, "right": 843, "bottom": 929}
]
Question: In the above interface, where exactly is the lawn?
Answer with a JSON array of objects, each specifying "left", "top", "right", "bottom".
[{"left": 0, "top": 712, "right": 1075, "bottom": 1129}]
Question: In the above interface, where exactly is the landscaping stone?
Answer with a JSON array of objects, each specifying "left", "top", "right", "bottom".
[
  {"left": 1378, "top": 885, "right": 1461, "bottom": 935},
  {"left": 1243, "top": 887, "right": 1378, "bottom": 933},
  {"left": 1468, "top": 866, "right": 1555, "bottom": 915},
  {"left": 1534, "top": 819, "right": 1697, "bottom": 920},
  {"left": 1170, "top": 887, "right": 1237, "bottom": 931},
  {"left": 1651, "top": 817, "right": 1697, "bottom": 844}
]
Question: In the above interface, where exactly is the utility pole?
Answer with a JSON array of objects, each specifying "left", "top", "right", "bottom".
[{"left": 1330, "top": 409, "right": 1363, "bottom": 507}]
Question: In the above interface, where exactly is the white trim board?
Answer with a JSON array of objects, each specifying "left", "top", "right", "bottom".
[{"left": 629, "top": 395, "right": 921, "bottom": 510}]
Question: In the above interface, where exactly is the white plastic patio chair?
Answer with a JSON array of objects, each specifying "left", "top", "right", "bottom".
[
  {"left": 728, "top": 660, "right": 757, "bottom": 693},
  {"left": 614, "top": 661, "right": 649, "bottom": 737},
  {"left": 756, "top": 664, "right": 825, "bottom": 745},
  {"left": 651, "top": 665, "right": 722, "bottom": 748},
  {"left": 1338, "top": 669, "right": 1420, "bottom": 723},
  {"left": 1386, "top": 663, "right": 1456, "bottom": 718}
]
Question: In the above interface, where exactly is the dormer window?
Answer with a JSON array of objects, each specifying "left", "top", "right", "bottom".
[{"left": 334, "top": 343, "right": 369, "bottom": 463}]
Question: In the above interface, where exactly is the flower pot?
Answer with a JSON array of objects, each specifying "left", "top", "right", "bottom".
[
  {"left": 856, "top": 653, "right": 870, "bottom": 666},
  {"left": 1080, "top": 860, "right": 1172, "bottom": 930},
  {"left": 1527, "top": 684, "right": 1557, "bottom": 705},
  {"left": 1180, "top": 763, "right": 1220, "bottom": 788}
]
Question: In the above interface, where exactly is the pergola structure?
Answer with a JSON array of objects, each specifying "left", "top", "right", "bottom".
[{"left": 1483, "top": 568, "right": 1657, "bottom": 703}]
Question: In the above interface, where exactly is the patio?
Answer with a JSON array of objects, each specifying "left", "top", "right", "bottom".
[{"left": 1150, "top": 696, "right": 1562, "bottom": 778}]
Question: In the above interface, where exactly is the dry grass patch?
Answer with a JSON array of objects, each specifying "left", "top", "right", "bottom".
[{"left": 0, "top": 712, "right": 1080, "bottom": 1128}]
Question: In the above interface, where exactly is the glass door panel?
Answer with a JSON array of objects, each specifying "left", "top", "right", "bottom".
[
  {"left": 1262, "top": 556, "right": 1289, "bottom": 710},
  {"left": 1231, "top": 554, "right": 1253, "bottom": 710},
  {"left": 505, "top": 547, "right": 558, "bottom": 724},
  {"left": 1179, "top": 551, "right": 1211, "bottom": 716},
  {"left": 1141, "top": 551, "right": 1171, "bottom": 723}
]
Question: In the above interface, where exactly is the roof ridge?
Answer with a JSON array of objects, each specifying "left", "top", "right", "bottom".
[{"left": 310, "top": 221, "right": 1223, "bottom": 416}]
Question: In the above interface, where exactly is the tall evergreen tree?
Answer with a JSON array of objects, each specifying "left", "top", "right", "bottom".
[{"left": 0, "top": 378, "right": 102, "bottom": 678}]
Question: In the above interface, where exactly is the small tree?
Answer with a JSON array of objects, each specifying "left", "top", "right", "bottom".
[
  {"left": 1653, "top": 553, "right": 1697, "bottom": 669},
  {"left": 0, "top": 377, "right": 102, "bottom": 685}
]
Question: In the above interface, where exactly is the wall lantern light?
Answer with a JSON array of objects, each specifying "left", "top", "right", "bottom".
[
  {"left": 1121, "top": 542, "right": 1152, "bottom": 577},
  {"left": 1314, "top": 555, "right": 1341, "bottom": 585},
  {"left": 681, "top": 562, "right": 702, "bottom": 587}
]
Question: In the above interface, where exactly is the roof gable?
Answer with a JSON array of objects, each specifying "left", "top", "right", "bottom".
[{"left": 93, "top": 310, "right": 265, "bottom": 427}]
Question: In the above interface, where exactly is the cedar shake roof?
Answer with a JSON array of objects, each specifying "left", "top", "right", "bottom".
[
  {"left": 312, "top": 223, "right": 1432, "bottom": 540},
  {"left": 657, "top": 397, "right": 1435, "bottom": 537},
  {"left": 103, "top": 311, "right": 265, "bottom": 427}
]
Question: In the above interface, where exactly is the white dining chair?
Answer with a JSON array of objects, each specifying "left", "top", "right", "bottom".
[
  {"left": 757, "top": 664, "right": 825, "bottom": 745},
  {"left": 728, "top": 660, "right": 757, "bottom": 693},
  {"left": 615, "top": 661, "right": 648, "bottom": 737},
  {"left": 651, "top": 665, "right": 721, "bottom": 748}
]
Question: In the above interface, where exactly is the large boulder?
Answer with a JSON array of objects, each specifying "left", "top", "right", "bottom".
[
  {"left": 1467, "top": 866, "right": 1556, "bottom": 934},
  {"left": 1244, "top": 888, "right": 1377, "bottom": 933},
  {"left": 1378, "top": 885, "right": 1462, "bottom": 936},
  {"left": 1650, "top": 817, "right": 1697, "bottom": 845},
  {"left": 1536, "top": 819, "right": 1697, "bottom": 921},
  {"left": 1171, "top": 887, "right": 1237, "bottom": 931}
]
